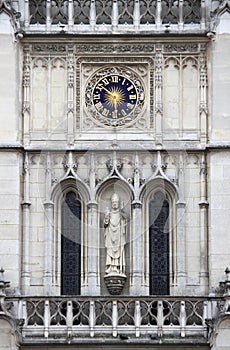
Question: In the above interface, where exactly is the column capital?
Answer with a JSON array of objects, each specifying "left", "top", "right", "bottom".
[
  {"left": 87, "top": 201, "right": 98, "bottom": 210},
  {"left": 176, "top": 201, "right": 186, "bottom": 208},
  {"left": 43, "top": 201, "right": 54, "bottom": 209},
  {"left": 199, "top": 200, "right": 209, "bottom": 208},
  {"left": 21, "top": 201, "right": 31, "bottom": 208},
  {"left": 131, "top": 201, "right": 142, "bottom": 209}
]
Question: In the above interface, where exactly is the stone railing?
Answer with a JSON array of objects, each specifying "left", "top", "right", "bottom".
[
  {"left": 21, "top": 0, "right": 208, "bottom": 34},
  {"left": 5, "top": 296, "right": 222, "bottom": 344}
]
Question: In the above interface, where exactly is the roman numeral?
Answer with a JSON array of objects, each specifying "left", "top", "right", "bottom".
[
  {"left": 127, "top": 85, "right": 134, "bottom": 91},
  {"left": 129, "top": 94, "right": 136, "bottom": 100},
  {"left": 102, "top": 108, "right": 109, "bottom": 116},
  {"left": 111, "top": 75, "right": 119, "bottom": 83},
  {"left": 95, "top": 102, "right": 103, "bottom": 110},
  {"left": 102, "top": 78, "right": 109, "bottom": 85}
]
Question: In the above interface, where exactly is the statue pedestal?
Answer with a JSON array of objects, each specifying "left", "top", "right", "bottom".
[{"left": 104, "top": 273, "right": 127, "bottom": 295}]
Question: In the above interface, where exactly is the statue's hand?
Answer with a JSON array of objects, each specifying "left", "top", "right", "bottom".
[{"left": 104, "top": 212, "right": 110, "bottom": 225}]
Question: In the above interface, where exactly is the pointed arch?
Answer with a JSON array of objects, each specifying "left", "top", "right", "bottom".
[
  {"left": 51, "top": 178, "right": 89, "bottom": 295},
  {"left": 61, "top": 191, "right": 81, "bottom": 295},
  {"left": 149, "top": 191, "right": 169, "bottom": 295},
  {"left": 141, "top": 178, "right": 178, "bottom": 296}
]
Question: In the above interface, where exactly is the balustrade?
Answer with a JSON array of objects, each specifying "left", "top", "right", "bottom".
[
  {"left": 24, "top": 0, "right": 207, "bottom": 33},
  {"left": 5, "top": 296, "right": 221, "bottom": 342}
]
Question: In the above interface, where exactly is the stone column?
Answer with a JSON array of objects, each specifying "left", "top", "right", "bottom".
[
  {"left": 22, "top": 45, "right": 31, "bottom": 147},
  {"left": 84, "top": 201, "right": 100, "bottom": 295},
  {"left": 199, "top": 49, "right": 208, "bottom": 144},
  {"left": 67, "top": 45, "right": 74, "bottom": 146},
  {"left": 21, "top": 153, "right": 31, "bottom": 295},
  {"left": 43, "top": 201, "right": 54, "bottom": 295},
  {"left": 43, "top": 152, "right": 54, "bottom": 295},
  {"left": 199, "top": 152, "right": 209, "bottom": 291},
  {"left": 154, "top": 46, "right": 163, "bottom": 146},
  {"left": 176, "top": 152, "right": 187, "bottom": 292},
  {"left": 130, "top": 201, "right": 146, "bottom": 295},
  {"left": 176, "top": 201, "right": 186, "bottom": 292}
]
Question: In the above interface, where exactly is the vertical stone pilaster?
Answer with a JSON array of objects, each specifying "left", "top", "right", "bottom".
[
  {"left": 199, "top": 48, "right": 208, "bottom": 144},
  {"left": 22, "top": 45, "right": 31, "bottom": 146},
  {"left": 130, "top": 201, "right": 146, "bottom": 295},
  {"left": 155, "top": 45, "right": 163, "bottom": 146},
  {"left": 67, "top": 45, "right": 75, "bottom": 146},
  {"left": 43, "top": 152, "right": 54, "bottom": 295},
  {"left": 84, "top": 202, "right": 100, "bottom": 295},
  {"left": 199, "top": 152, "right": 209, "bottom": 291},
  {"left": 21, "top": 152, "right": 31, "bottom": 295},
  {"left": 176, "top": 152, "right": 186, "bottom": 291},
  {"left": 43, "top": 201, "right": 54, "bottom": 295}
]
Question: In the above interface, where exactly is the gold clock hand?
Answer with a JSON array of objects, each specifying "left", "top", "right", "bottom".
[
  {"left": 113, "top": 97, "right": 118, "bottom": 119},
  {"left": 101, "top": 86, "right": 115, "bottom": 97}
]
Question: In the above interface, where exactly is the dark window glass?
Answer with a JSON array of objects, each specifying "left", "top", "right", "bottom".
[
  {"left": 61, "top": 192, "right": 81, "bottom": 295},
  {"left": 149, "top": 192, "right": 169, "bottom": 295}
]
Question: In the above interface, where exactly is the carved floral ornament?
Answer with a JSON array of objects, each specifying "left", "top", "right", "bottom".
[{"left": 32, "top": 43, "right": 201, "bottom": 54}]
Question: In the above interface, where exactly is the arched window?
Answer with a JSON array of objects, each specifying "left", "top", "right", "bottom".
[
  {"left": 149, "top": 191, "right": 169, "bottom": 295},
  {"left": 61, "top": 191, "right": 81, "bottom": 295}
]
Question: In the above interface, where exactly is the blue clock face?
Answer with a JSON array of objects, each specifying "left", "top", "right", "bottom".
[{"left": 85, "top": 66, "right": 145, "bottom": 127}]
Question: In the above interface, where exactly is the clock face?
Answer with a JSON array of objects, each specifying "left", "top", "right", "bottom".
[{"left": 84, "top": 66, "right": 145, "bottom": 128}]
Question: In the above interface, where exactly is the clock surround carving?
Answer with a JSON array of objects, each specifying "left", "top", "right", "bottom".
[{"left": 84, "top": 66, "right": 146, "bottom": 128}]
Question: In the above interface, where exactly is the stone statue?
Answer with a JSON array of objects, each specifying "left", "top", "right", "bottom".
[{"left": 104, "top": 193, "right": 126, "bottom": 275}]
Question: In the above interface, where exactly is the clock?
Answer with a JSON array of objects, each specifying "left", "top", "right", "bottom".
[{"left": 84, "top": 66, "right": 145, "bottom": 127}]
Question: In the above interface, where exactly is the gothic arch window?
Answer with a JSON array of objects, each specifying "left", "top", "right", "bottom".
[
  {"left": 149, "top": 191, "right": 169, "bottom": 295},
  {"left": 61, "top": 191, "right": 81, "bottom": 295}
]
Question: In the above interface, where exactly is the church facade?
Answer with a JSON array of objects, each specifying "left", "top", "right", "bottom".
[{"left": 0, "top": 1, "right": 230, "bottom": 349}]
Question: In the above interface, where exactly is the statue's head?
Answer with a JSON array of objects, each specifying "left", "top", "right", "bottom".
[{"left": 111, "top": 192, "right": 120, "bottom": 210}]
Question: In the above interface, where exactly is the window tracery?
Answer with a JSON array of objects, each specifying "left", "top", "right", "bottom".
[
  {"left": 149, "top": 191, "right": 170, "bottom": 295},
  {"left": 61, "top": 191, "right": 81, "bottom": 295}
]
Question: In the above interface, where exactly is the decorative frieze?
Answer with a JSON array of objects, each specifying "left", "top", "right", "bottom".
[
  {"left": 33, "top": 44, "right": 67, "bottom": 53},
  {"left": 76, "top": 43, "right": 156, "bottom": 54},
  {"left": 164, "top": 43, "right": 199, "bottom": 53},
  {"left": 30, "top": 42, "right": 205, "bottom": 55}
]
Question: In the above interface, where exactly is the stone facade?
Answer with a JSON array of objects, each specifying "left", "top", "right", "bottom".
[{"left": 0, "top": 0, "right": 229, "bottom": 349}]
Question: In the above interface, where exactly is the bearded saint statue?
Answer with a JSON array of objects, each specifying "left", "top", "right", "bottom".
[{"left": 104, "top": 193, "right": 127, "bottom": 275}]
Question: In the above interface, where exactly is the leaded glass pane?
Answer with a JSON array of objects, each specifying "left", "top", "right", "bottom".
[
  {"left": 149, "top": 192, "right": 169, "bottom": 295},
  {"left": 61, "top": 192, "right": 81, "bottom": 295}
]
